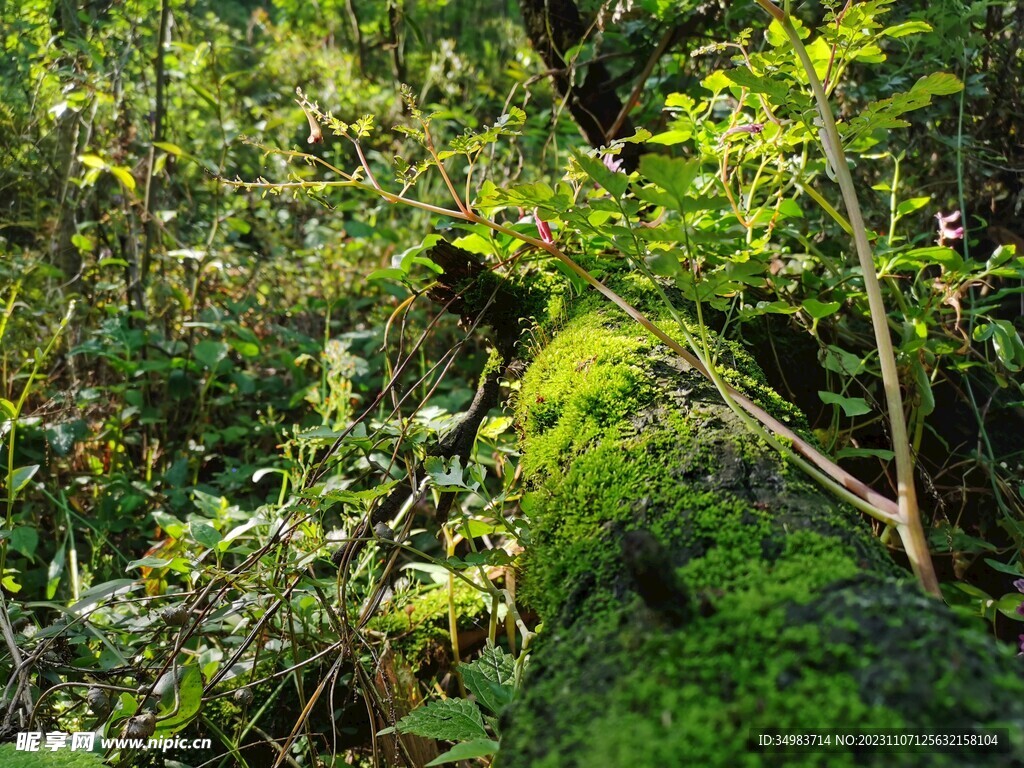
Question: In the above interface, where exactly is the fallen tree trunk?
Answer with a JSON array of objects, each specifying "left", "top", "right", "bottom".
[{"left": 498, "top": 280, "right": 1024, "bottom": 766}]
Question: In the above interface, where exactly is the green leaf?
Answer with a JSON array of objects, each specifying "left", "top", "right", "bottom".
[
  {"left": 461, "top": 518, "right": 502, "bottom": 538},
  {"left": 842, "top": 73, "right": 963, "bottom": 144},
  {"left": 479, "top": 415, "right": 512, "bottom": 440},
  {"left": 113, "top": 690, "right": 140, "bottom": 719},
  {"left": 46, "top": 419, "right": 86, "bottom": 457},
  {"left": 550, "top": 258, "right": 593, "bottom": 294},
  {"left": 447, "top": 550, "right": 514, "bottom": 569},
  {"left": 887, "top": 246, "right": 963, "bottom": 272},
  {"left": 190, "top": 521, "right": 223, "bottom": 549},
  {"left": 79, "top": 154, "right": 106, "bottom": 169},
  {"left": 192, "top": 489, "right": 229, "bottom": 517},
  {"left": 344, "top": 219, "right": 375, "bottom": 238},
  {"left": 296, "top": 426, "right": 351, "bottom": 440},
  {"left": 69, "top": 579, "right": 137, "bottom": 613},
  {"left": 835, "top": 446, "right": 895, "bottom": 461},
  {"left": 156, "top": 664, "right": 203, "bottom": 734},
  {"left": 491, "top": 181, "right": 558, "bottom": 209},
  {"left": 71, "top": 233, "right": 95, "bottom": 253},
  {"left": 633, "top": 185, "right": 676, "bottom": 209},
  {"left": 395, "top": 697, "right": 488, "bottom": 741},
  {"left": 882, "top": 21, "right": 932, "bottom": 38},
  {"left": 940, "top": 581, "right": 996, "bottom": 620},
  {"left": 393, "top": 234, "right": 443, "bottom": 275},
  {"left": 229, "top": 337, "right": 260, "bottom": 358},
  {"left": 252, "top": 467, "right": 286, "bottom": 483},
  {"left": 426, "top": 740, "right": 500, "bottom": 766},
  {"left": 8, "top": 464, "right": 40, "bottom": 494},
  {"left": 818, "top": 391, "right": 872, "bottom": 417},
  {"left": 943, "top": 581, "right": 993, "bottom": 601},
  {"left": 0, "top": 398, "right": 16, "bottom": 418},
  {"left": 193, "top": 340, "right": 229, "bottom": 370},
  {"left": 648, "top": 129, "right": 692, "bottom": 146},
  {"left": 152, "top": 510, "right": 187, "bottom": 538},
  {"left": 47, "top": 543, "right": 66, "bottom": 599},
  {"left": 646, "top": 249, "right": 682, "bottom": 277},
  {"left": 638, "top": 155, "right": 699, "bottom": 210},
  {"left": 983, "top": 558, "right": 1023, "bottom": 577},
  {"left": 895, "top": 196, "right": 931, "bottom": 217},
  {"left": 321, "top": 480, "right": 399, "bottom": 505},
  {"left": 988, "top": 320, "right": 1024, "bottom": 371},
  {"left": 699, "top": 71, "right": 731, "bottom": 95},
  {"left": 851, "top": 42, "right": 885, "bottom": 64},
  {"left": 765, "top": 16, "right": 808, "bottom": 47},
  {"left": 460, "top": 646, "right": 516, "bottom": 716},
  {"left": 995, "top": 593, "right": 1024, "bottom": 621},
  {"left": 154, "top": 141, "right": 184, "bottom": 155},
  {"left": 109, "top": 165, "right": 136, "bottom": 191},
  {"left": 776, "top": 198, "right": 804, "bottom": 219},
  {"left": 912, "top": 359, "right": 935, "bottom": 416},
  {"left": 403, "top": 253, "right": 444, "bottom": 275},
  {"left": 452, "top": 233, "right": 495, "bottom": 256},
  {"left": 619, "top": 128, "right": 652, "bottom": 143},
  {"left": 802, "top": 298, "right": 841, "bottom": 320},
  {"left": 367, "top": 268, "right": 407, "bottom": 282},
  {"left": 425, "top": 456, "right": 477, "bottom": 490},
  {"left": 9, "top": 526, "right": 38, "bottom": 558},
  {"left": 722, "top": 67, "right": 789, "bottom": 103},
  {"left": 935, "top": 527, "right": 999, "bottom": 554},
  {"left": 127, "top": 556, "right": 174, "bottom": 570},
  {"left": 723, "top": 260, "right": 767, "bottom": 288},
  {"left": 573, "top": 151, "right": 629, "bottom": 199}
]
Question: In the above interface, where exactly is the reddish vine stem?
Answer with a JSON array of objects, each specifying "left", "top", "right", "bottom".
[{"left": 751, "top": 0, "right": 938, "bottom": 595}]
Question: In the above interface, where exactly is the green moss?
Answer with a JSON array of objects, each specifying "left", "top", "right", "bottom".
[
  {"left": 0, "top": 745, "right": 105, "bottom": 767},
  {"left": 512, "top": 287, "right": 889, "bottom": 622},
  {"left": 499, "top": 279, "right": 1024, "bottom": 767},
  {"left": 369, "top": 578, "right": 488, "bottom": 669}
]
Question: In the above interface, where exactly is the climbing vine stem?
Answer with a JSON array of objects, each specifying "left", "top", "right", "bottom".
[{"left": 752, "top": 0, "right": 939, "bottom": 596}]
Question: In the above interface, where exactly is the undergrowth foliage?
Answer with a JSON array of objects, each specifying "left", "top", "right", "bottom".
[
  {"left": 215, "top": 0, "right": 1024, "bottom": 755},
  {"left": 2, "top": 0, "right": 1024, "bottom": 766}
]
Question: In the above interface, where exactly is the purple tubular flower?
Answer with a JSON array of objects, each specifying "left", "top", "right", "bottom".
[
  {"left": 935, "top": 210, "right": 964, "bottom": 244},
  {"left": 1012, "top": 578, "right": 1024, "bottom": 594},
  {"left": 722, "top": 123, "right": 765, "bottom": 138}
]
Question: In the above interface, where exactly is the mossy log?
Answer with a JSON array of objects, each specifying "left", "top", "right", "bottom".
[{"left": 498, "top": 280, "right": 1024, "bottom": 767}]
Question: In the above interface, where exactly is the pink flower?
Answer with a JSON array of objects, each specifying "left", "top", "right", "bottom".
[
  {"left": 722, "top": 123, "right": 765, "bottom": 139},
  {"left": 602, "top": 153, "right": 625, "bottom": 174},
  {"left": 935, "top": 210, "right": 964, "bottom": 245},
  {"left": 533, "top": 209, "right": 553, "bottom": 244}
]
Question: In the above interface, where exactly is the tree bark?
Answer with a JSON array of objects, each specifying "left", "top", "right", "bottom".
[
  {"left": 517, "top": 0, "right": 642, "bottom": 170},
  {"left": 498, "top": 280, "right": 1024, "bottom": 766},
  {"left": 48, "top": 0, "right": 91, "bottom": 282}
]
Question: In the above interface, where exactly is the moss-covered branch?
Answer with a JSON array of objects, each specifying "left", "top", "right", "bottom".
[{"left": 498, "top": 280, "right": 1024, "bottom": 767}]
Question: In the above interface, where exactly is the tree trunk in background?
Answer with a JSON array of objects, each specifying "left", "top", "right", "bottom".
[
  {"left": 138, "top": 0, "right": 172, "bottom": 298},
  {"left": 497, "top": 279, "right": 1024, "bottom": 767},
  {"left": 48, "top": 0, "right": 90, "bottom": 282},
  {"left": 517, "top": 0, "right": 642, "bottom": 170}
]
